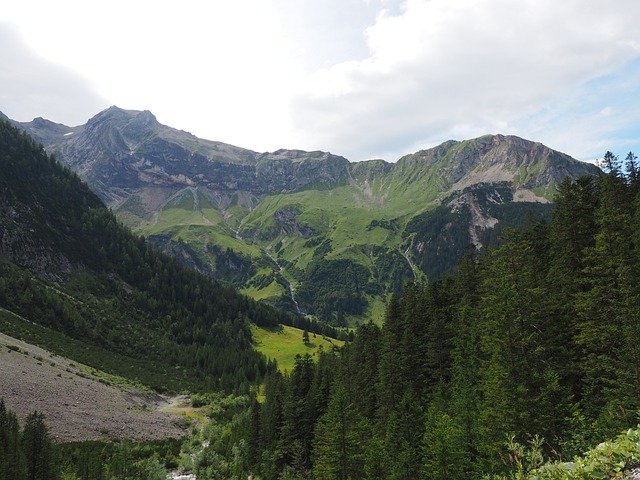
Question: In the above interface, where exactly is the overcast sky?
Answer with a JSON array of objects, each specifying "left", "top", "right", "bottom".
[{"left": 1, "top": 0, "right": 639, "bottom": 163}]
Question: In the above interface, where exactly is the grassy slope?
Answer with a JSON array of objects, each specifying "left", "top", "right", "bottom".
[
  {"left": 115, "top": 168, "right": 445, "bottom": 325},
  {"left": 114, "top": 147, "right": 556, "bottom": 325},
  {"left": 0, "top": 307, "right": 176, "bottom": 392},
  {"left": 251, "top": 324, "right": 344, "bottom": 372},
  {"left": 138, "top": 187, "right": 262, "bottom": 256}
]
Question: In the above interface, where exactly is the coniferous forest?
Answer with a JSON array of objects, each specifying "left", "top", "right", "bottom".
[
  {"left": 246, "top": 151, "right": 640, "bottom": 479},
  {"left": 2, "top": 114, "right": 640, "bottom": 478}
]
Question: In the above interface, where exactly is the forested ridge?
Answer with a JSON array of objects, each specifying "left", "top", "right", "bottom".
[
  {"left": 3, "top": 113, "right": 640, "bottom": 478},
  {"left": 246, "top": 151, "right": 640, "bottom": 479},
  {"left": 0, "top": 119, "right": 298, "bottom": 392}
]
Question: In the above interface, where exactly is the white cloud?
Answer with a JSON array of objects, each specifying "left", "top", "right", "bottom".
[
  {"left": 0, "top": 22, "right": 108, "bottom": 125},
  {"left": 1, "top": 1, "right": 299, "bottom": 149},
  {"left": 290, "top": 0, "right": 640, "bottom": 160},
  {"left": 598, "top": 106, "right": 614, "bottom": 117},
  {"left": 1, "top": 0, "right": 639, "bottom": 161}
]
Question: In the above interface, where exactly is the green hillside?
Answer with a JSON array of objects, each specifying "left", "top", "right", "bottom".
[
  {"left": 120, "top": 135, "right": 588, "bottom": 327},
  {"left": 251, "top": 324, "right": 344, "bottom": 372},
  {"left": 248, "top": 153, "right": 640, "bottom": 479},
  {"left": 17, "top": 107, "right": 599, "bottom": 327},
  {"left": 0, "top": 120, "right": 291, "bottom": 392}
]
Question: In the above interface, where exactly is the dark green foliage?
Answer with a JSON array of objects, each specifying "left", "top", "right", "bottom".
[
  {"left": 405, "top": 183, "right": 551, "bottom": 280},
  {"left": 367, "top": 246, "right": 414, "bottom": 295},
  {"left": 0, "top": 399, "right": 27, "bottom": 480},
  {"left": 404, "top": 200, "right": 471, "bottom": 279},
  {"left": 5, "top": 118, "right": 638, "bottom": 478},
  {"left": 297, "top": 259, "right": 370, "bottom": 323},
  {"left": 146, "top": 236, "right": 258, "bottom": 287},
  {"left": 22, "top": 412, "right": 55, "bottom": 480},
  {"left": 311, "top": 384, "right": 367, "bottom": 480},
  {"left": 55, "top": 436, "right": 182, "bottom": 480},
  {"left": 366, "top": 218, "right": 401, "bottom": 232},
  {"left": 0, "top": 119, "right": 293, "bottom": 392},
  {"left": 0, "top": 402, "right": 57, "bottom": 480},
  {"left": 249, "top": 155, "right": 640, "bottom": 478},
  {"left": 384, "top": 390, "right": 424, "bottom": 479},
  {"left": 0, "top": 122, "right": 103, "bottom": 266},
  {"left": 422, "top": 397, "right": 467, "bottom": 480}
]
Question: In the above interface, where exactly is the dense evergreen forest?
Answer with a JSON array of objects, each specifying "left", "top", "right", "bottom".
[
  {"left": 0, "top": 120, "right": 345, "bottom": 393},
  {"left": 4, "top": 114, "right": 640, "bottom": 478},
  {"left": 246, "top": 151, "right": 640, "bottom": 479}
]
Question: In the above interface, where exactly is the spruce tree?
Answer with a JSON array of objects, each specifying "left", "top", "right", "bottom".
[
  {"left": 312, "top": 384, "right": 367, "bottom": 480},
  {"left": 0, "top": 399, "right": 26, "bottom": 480},
  {"left": 384, "top": 389, "right": 424, "bottom": 480},
  {"left": 21, "top": 411, "right": 55, "bottom": 480}
]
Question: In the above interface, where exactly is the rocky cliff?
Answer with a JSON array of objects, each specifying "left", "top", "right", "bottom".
[{"left": 4, "top": 106, "right": 601, "bottom": 324}]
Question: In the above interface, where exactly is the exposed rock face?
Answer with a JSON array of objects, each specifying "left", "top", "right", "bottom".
[
  {"left": 396, "top": 134, "right": 599, "bottom": 198},
  {"left": 11, "top": 106, "right": 599, "bottom": 209},
  {"left": 2, "top": 106, "right": 601, "bottom": 319},
  {"left": 19, "top": 106, "right": 353, "bottom": 207},
  {"left": 0, "top": 201, "right": 76, "bottom": 282},
  {"left": 447, "top": 190, "right": 500, "bottom": 249},
  {"left": 256, "top": 150, "right": 351, "bottom": 192}
]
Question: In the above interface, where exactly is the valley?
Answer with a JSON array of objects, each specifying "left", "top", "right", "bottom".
[
  {"left": 9, "top": 107, "right": 599, "bottom": 325},
  {"left": 2, "top": 111, "right": 640, "bottom": 479}
]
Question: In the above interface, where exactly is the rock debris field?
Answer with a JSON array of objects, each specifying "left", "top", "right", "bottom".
[{"left": 0, "top": 332, "right": 187, "bottom": 442}]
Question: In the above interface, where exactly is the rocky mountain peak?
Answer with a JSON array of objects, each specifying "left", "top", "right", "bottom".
[
  {"left": 2, "top": 109, "right": 604, "bottom": 321},
  {"left": 395, "top": 134, "right": 599, "bottom": 200}
]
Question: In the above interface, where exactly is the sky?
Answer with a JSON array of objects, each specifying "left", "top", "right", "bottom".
[{"left": 1, "top": 0, "right": 639, "bottom": 163}]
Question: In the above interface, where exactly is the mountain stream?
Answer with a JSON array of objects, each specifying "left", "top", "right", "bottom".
[{"left": 265, "top": 251, "right": 305, "bottom": 316}]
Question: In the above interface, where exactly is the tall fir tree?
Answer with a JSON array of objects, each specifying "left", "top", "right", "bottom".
[
  {"left": 312, "top": 384, "right": 368, "bottom": 480},
  {"left": 21, "top": 411, "right": 55, "bottom": 480}
]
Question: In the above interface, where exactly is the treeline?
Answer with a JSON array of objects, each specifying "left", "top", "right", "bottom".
[
  {"left": 296, "top": 240, "right": 372, "bottom": 325},
  {"left": 296, "top": 238, "right": 413, "bottom": 326},
  {"left": 404, "top": 182, "right": 552, "bottom": 280},
  {"left": 0, "top": 399, "right": 56, "bottom": 480},
  {"left": 0, "top": 119, "right": 295, "bottom": 392},
  {"left": 246, "top": 152, "right": 640, "bottom": 478},
  {"left": 0, "top": 398, "right": 181, "bottom": 480}
]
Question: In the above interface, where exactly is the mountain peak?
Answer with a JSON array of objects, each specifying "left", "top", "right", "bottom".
[
  {"left": 395, "top": 133, "right": 598, "bottom": 201},
  {"left": 87, "top": 105, "right": 156, "bottom": 126}
]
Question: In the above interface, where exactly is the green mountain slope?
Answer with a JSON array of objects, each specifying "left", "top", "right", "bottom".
[
  {"left": 9, "top": 107, "right": 600, "bottom": 325},
  {"left": 0, "top": 120, "right": 295, "bottom": 392},
  {"left": 247, "top": 156, "right": 640, "bottom": 478}
]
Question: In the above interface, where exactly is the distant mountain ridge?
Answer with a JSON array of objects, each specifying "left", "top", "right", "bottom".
[
  {"left": 10, "top": 106, "right": 597, "bottom": 204},
  {"left": 5, "top": 106, "right": 601, "bottom": 325}
]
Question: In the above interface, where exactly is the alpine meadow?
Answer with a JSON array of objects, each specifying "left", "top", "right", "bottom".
[{"left": 1, "top": 107, "right": 640, "bottom": 480}]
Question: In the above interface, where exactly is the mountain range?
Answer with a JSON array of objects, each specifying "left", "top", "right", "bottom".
[{"left": 3, "top": 106, "right": 600, "bottom": 325}]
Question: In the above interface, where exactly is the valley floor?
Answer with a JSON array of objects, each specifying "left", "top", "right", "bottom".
[{"left": 0, "top": 332, "right": 186, "bottom": 442}]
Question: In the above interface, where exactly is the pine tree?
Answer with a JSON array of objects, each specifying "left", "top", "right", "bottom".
[
  {"left": 422, "top": 398, "right": 466, "bottom": 480},
  {"left": 574, "top": 162, "right": 640, "bottom": 432},
  {"left": 448, "top": 302, "right": 481, "bottom": 475},
  {"left": 347, "top": 321, "right": 381, "bottom": 421},
  {"left": 21, "top": 411, "right": 55, "bottom": 480},
  {"left": 312, "top": 384, "right": 367, "bottom": 480},
  {"left": 474, "top": 225, "right": 566, "bottom": 466},
  {"left": 0, "top": 399, "right": 26, "bottom": 480},
  {"left": 278, "top": 354, "right": 315, "bottom": 471},
  {"left": 377, "top": 293, "right": 406, "bottom": 420},
  {"left": 384, "top": 389, "right": 424, "bottom": 479}
]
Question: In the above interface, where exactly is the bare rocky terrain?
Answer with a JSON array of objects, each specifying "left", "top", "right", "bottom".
[{"left": 0, "top": 332, "right": 187, "bottom": 443}]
